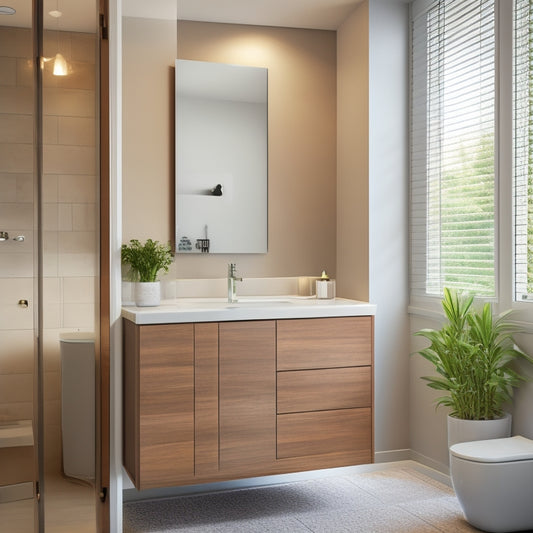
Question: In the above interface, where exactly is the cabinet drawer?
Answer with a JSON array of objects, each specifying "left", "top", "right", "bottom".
[
  {"left": 277, "top": 408, "right": 371, "bottom": 459},
  {"left": 277, "top": 317, "right": 372, "bottom": 370},
  {"left": 277, "top": 367, "right": 371, "bottom": 414}
]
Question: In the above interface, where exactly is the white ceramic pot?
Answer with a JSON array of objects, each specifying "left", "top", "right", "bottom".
[
  {"left": 447, "top": 412, "right": 512, "bottom": 449},
  {"left": 135, "top": 281, "right": 161, "bottom": 307}
]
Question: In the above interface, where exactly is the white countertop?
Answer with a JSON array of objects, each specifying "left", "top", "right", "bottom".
[{"left": 122, "top": 296, "right": 376, "bottom": 325}]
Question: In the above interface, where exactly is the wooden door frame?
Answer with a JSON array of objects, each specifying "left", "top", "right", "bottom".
[{"left": 98, "top": 0, "right": 110, "bottom": 530}]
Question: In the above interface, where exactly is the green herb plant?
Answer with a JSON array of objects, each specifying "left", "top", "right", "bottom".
[
  {"left": 121, "top": 239, "right": 173, "bottom": 283},
  {"left": 415, "top": 287, "right": 533, "bottom": 420}
]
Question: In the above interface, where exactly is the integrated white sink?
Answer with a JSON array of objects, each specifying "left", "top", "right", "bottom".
[{"left": 122, "top": 295, "right": 376, "bottom": 325}]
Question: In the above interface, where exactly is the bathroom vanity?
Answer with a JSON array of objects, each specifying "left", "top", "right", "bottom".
[{"left": 122, "top": 297, "right": 375, "bottom": 490}]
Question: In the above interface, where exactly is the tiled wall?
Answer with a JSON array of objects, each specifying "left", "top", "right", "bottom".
[{"left": 0, "top": 26, "right": 97, "bottom": 473}]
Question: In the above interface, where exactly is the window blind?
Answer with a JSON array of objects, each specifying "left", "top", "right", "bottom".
[
  {"left": 514, "top": 0, "right": 533, "bottom": 300},
  {"left": 410, "top": 0, "right": 496, "bottom": 298}
]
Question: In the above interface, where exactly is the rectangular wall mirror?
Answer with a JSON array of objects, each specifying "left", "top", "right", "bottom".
[{"left": 175, "top": 59, "right": 268, "bottom": 254}]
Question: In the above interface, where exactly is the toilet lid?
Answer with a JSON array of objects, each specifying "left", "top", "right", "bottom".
[{"left": 450, "top": 435, "right": 533, "bottom": 463}]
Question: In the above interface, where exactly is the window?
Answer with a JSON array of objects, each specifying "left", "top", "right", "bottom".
[
  {"left": 514, "top": 0, "right": 533, "bottom": 301},
  {"left": 410, "top": 0, "right": 496, "bottom": 298}
]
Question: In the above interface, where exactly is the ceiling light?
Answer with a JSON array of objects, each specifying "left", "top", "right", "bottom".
[{"left": 0, "top": 6, "right": 15, "bottom": 15}]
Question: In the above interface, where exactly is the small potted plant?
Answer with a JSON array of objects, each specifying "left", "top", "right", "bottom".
[
  {"left": 121, "top": 238, "right": 173, "bottom": 307},
  {"left": 414, "top": 287, "right": 533, "bottom": 447}
]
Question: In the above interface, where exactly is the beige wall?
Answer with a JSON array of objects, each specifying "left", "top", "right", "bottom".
[
  {"left": 0, "top": 26, "right": 98, "bottom": 474},
  {"left": 123, "top": 19, "right": 337, "bottom": 279},
  {"left": 337, "top": 2, "right": 369, "bottom": 301}
]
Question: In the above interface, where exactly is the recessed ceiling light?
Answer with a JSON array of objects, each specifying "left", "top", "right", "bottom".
[
  {"left": 0, "top": 6, "right": 16, "bottom": 15},
  {"left": 49, "top": 9, "right": 62, "bottom": 18}
]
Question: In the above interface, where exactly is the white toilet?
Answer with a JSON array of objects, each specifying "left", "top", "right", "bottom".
[{"left": 450, "top": 435, "right": 533, "bottom": 532}]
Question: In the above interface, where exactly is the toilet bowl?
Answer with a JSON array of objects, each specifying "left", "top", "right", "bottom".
[{"left": 450, "top": 436, "right": 533, "bottom": 533}]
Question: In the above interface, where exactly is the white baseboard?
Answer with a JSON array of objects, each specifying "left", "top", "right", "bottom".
[
  {"left": 0, "top": 482, "right": 33, "bottom": 503},
  {"left": 374, "top": 449, "right": 411, "bottom": 463}
]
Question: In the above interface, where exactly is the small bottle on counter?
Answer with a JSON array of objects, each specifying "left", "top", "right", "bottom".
[{"left": 316, "top": 270, "right": 335, "bottom": 299}]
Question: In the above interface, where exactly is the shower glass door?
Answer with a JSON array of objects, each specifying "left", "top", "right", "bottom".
[
  {"left": 0, "top": 1, "right": 100, "bottom": 531},
  {"left": 0, "top": 5, "right": 37, "bottom": 532}
]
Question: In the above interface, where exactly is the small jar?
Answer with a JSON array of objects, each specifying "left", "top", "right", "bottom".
[{"left": 316, "top": 271, "right": 335, "bottom": 299}]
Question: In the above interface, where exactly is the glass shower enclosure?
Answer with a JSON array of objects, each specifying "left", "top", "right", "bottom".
[{"left": 0, "top": 1, "right": 100, "bottom": 531}]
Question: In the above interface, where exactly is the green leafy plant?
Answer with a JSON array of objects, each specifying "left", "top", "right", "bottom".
[
  {"left": 121, "top": 239, "right": 173, "bottom": 282},
  {"left": 415, "top": 287, "right": 533, "bottom": 420}
]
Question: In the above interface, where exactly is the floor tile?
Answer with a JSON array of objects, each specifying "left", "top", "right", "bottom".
[{"left": 400, "top": 495, "right": 481, "bottom": 532}]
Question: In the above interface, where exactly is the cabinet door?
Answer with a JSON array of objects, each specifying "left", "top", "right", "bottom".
[
  {"left": 277, "top": 316, "right": 373, "bottom": 370},
  {"left": 138, "top": 323, "right": 194, "bottom": 489},
  {"left": 219, "top": 321, "right": 276, "bottom": 474}
]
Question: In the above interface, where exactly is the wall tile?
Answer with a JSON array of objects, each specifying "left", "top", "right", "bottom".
[
  {"left": 43, "top": 371, "right": 60, "bottom": 401},
  {"left": 43, "top": 87, "right": 95, "bottom": 118},
  {"left": 43, "top": 116, "right": 59, "bottom": 145},
  {"left": 0, "top": 114, "right": 32, "bottom": 143},
  {"left": 43, "top": 277, "right": 61, "bottom": 303},
  {"left": 43, "top": 302, "right": 61, "bottom": 329},
  {"left": 42, "top": 329, "right": 61, "bottom": 373},
  {"left": 55, "top": 61, "right": 96, "bottom": 91},
  {"left": 0, "top": 278, "right": 33, "bottom": 305},
  {"left": 63, "top": 277, "right": 96, "bottom": 303},
  {"left": 43, "top": 203, "right": 58, "bottom": 231},
  {"left": 15, "top": 58, "right": 32, "bottom": 88},
  {"left": 58, "top": 175, "right": 96, "bottom": 203},
  {"left": 0, "top": 27, "right": 32, "bottom": 59},
  {"left": 0, "top": 143, "right": 33, "bottom": 173},
  {"left": 0, "top": 330, "right": 34, "bottom": 375},
  {"left": 0, "top": 402, "right": 32, "bottom": 422},
  {"left": 58, "top": 231, "right": 96, "bottom": 254},
  {"left": 16, "top": 174, "right": 33, "bottom": 203},
  {"left": 0, "top": 86, "right": 32, "bottom": 115},
  {"left": 0, "top": 57, "right": 16, "bottom": 86},
  {"left": 42, "top": 174, "right": 58, "bottom": 202},
  {"left": 0, "top": 203, "right": 33, "bottom": 228},
  {"left": 0, "top": 301, "right": 33, "bottom": 330},
  {"left": 58, "top": 117, "right": 96, "bottom": 146},
  {"left": 44, "top": 145, "right": 96, "bottom": 175},
  {"left": 0, "top": 373, "right": 32, "bottom": 403},
  {"left": 58, "top": 204, "right": 73, "bottom": 231},
  {"left": 72, "top": 204, "right": 96, "bottom": 231},
  {"left": 0, "top": 174, "right": 17, "bottom": 202},
  {"left": 62, "top": 303, "right": 95, "bottom": 330},
  {"left": 71, "top": 33, "right": 97, "bottom": 63},
  {"left": 0, "top": 254, "right": 33, "bottom": 278},
  {"left": 58, "top": 253, "right": 97, "bottom": 277}
]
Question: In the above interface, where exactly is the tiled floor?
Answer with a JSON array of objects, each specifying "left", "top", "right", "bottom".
[{"left": 124, "top": 463, "right": 480, "bottom": 532}]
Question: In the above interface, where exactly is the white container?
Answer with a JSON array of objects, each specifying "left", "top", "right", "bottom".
[
  {"left": 316, "top": 279, "right": 335, "bottom": 299},
  {"left": 447, "top": 413, "right": 512, "bottom": 449},
  {"left": 135, "top": 281, "right": 161, "bottom": 307}
]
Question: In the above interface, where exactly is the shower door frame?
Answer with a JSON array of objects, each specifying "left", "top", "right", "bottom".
[{"left": 30, "top": 0, "right": 110, "bottom": 530}]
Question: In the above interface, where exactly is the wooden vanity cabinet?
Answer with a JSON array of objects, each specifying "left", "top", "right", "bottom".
[
  {"left": 276, "top": 317, "right": 373, "bottom": 469},
  {"left": 123, "top": 315, "right": 373, "bottom": 490},
  {"left": 123, "top": 320, "right": 195, "bottom": 490}
]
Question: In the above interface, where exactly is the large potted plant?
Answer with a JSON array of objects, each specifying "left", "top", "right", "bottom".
[
  {"left": 121, "top": 239, "right": 173, "bottom": 307},
  {"left": 415, "top": 287, "right": 532, "bottom": 447}
]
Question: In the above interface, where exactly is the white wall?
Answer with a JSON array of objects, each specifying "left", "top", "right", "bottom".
[{"left": 368, "top": 0, "right": 410, "bottom": 457}]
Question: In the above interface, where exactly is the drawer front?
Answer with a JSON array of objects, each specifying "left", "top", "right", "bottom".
[
  {"left": 277, "top": 317, "right": 372, "bottom": 370},
  {"left": 277, "top": 408, "right": 371, "bottom": 459},
  {"left": 277, "top": 367, "right": 371, "bottom": 414}
]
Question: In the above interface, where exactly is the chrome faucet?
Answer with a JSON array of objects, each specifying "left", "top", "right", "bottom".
[{"left": 227, "top": 263, "right": 242, "bottom": 302}]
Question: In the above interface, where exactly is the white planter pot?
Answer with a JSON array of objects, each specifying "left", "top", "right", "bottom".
[
  {"left": 135, "top": 281, "right": 161, "bottom": 307},
  {"left": 447, "top": 413, "right": 512, "bottom": 449}
]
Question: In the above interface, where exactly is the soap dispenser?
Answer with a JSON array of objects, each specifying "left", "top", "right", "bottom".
[{"left": 316, "top": 270, "right": 335, "bottom": 299}]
